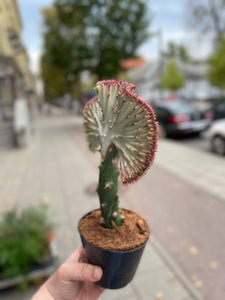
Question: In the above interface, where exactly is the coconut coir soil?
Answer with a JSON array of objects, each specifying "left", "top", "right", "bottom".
[{"left": 78, "top": 209, "right": 149, "bottom": 251}]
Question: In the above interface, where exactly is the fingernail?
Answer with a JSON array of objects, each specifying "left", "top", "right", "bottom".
[{"left": 91, "top": 267, "right": 101, "bottom": 280}]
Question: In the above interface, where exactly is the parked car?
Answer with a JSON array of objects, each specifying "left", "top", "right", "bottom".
[
  {"left": 204, "top": 119, "right": 225, "bottom": 155},
  {"left": 211, "top": 98, "right": 225, "bottom": 120},
  {"left": 151, "top": 101, "right": 213, "bottom": 137}
]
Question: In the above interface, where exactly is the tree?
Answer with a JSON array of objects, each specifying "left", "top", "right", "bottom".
[
  {"left": 162, "top": 41, "right": 192, "bottom": 63},
  {"left": 208, "top": 37, "right": 225, "bottom": 89},
  {"left": 41, "top": 0, "right": 151, "bottom": 101},
  {"left": 186, "top": 0, "right": 225, "bottom": 43},
  {"left": 91, "top": 0, "right": 150, "bottom": 79},
  {"left": 161, "top": 61, "right": 184, "bottom": 90},
  {"left": 178, "top": 45, "right": 192, "bottom": 63},
  {"left": 41, "top": 5, "right": 91, "bottom": 101}
]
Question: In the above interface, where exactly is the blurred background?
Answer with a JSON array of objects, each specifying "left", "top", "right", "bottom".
[{"left": 0, "top": 1, "right": 225, "bottom": 300}]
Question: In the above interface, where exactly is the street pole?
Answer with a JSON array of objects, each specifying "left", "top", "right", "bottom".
[{"left": 157, "top": 29, "right": 163, "bottom": 102}]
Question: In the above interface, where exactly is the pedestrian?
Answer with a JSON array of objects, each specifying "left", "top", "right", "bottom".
[
  {"left": 13, "top": 95, "right": 30, "bottom": 147},
  {"left": 32, "top": 245, "right": 104, "bottom": 300}
]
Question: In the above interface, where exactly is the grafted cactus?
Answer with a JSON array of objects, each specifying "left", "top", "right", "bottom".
[{"left": 83, "top": 80, "right": 158, "bottom": 229}]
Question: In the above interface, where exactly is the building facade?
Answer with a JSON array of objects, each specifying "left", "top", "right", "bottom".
[
  {"left": 129, "top": 58, "right": 222, "bottom": 103},
  {"left": 0, "top": 0, "right": 34, "bottom": 120}
]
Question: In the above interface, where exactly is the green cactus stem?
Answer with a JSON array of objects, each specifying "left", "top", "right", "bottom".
[
  {"left": 83, "top": 80, "right": 158, "bottom": 230},
  {"left": 97, "top": 145, "right": 122, "bottom": 229}
]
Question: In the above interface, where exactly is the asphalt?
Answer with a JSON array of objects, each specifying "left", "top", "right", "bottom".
[{"left": 0, "top": 110, "right": 224, "bottom": 300}]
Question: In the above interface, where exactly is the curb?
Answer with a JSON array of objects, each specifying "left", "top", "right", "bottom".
[{"left": 150, "top": 235, "right": 204, "bottom": 300}]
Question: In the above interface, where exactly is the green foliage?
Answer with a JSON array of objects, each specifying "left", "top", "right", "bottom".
[
  {"left": 0, "top": 205, "right": 52, "bottom": 278},
  {"left": 41, "top": 6, "right": 86, "bottom": 101},
  {"left": 41, "top": 0, "right": 151, "bottom": 101},
  {"left": 161, "top": 60, "right": 184, "bottom": 90},
  {"left": 208, "top": 38, "right": 225, "bottom": 89},
  {"left": 162, "top": 41, "right": 192, "bottom": 63},
  {"left": 91, "top": 0, "right": 150, "bottom": 79},
  {"left": 41, "top": 55, "right": 69, "bottom": 101}
]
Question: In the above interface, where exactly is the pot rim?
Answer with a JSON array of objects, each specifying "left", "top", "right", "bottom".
[{"left": 78, "top": 208, "right": 149, "bottom": 254}]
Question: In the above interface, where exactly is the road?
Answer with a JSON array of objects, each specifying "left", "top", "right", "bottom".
[
  {"left": 124, "top": 138, "right": 225, "bottom": 300},
  {"left": 166, "top": 131, "right": 225, "bottom": 160},
  {"left": 125, "top": 165, "right": 225, "bottom": 300},
  {"left": 166, "top": 133, "right": 210, "bottom": 153}
]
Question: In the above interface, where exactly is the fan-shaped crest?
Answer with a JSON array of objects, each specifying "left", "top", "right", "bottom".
[{"left": 83, "top": 80, "right": 158, "bottom": 184}]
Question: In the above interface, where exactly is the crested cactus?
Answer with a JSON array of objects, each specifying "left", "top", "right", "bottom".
[{"left": 83, "top": 80, "right": 158, "bottom": 230}]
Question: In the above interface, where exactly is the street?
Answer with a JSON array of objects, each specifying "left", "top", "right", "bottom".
[
  {"left": 125, "top": 162, "right": 225, "bottom": 300},
  {"left": 1, "top": 112, "right": 197, "bottom": 300},
  {"left": 1, "top": 1, "right": 225, "bottom": 299},
  {"left": 165, "top": 133, "right": 210, "bottom": 154}
]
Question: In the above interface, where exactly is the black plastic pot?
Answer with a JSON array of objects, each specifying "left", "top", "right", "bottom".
[{"left": 78, "top": 210, "right": 149, "bottom": 289}]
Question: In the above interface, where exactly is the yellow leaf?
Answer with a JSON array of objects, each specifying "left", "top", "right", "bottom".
[
  {"left": 189, "top": 246, "right": 198, "bottom": 255},
  {"left": 194, "top": 280, "right": 203, "bottom": 288},
  {"left": 209, "top": 261, "right": 218, "bottom": 269},
  {"left": 190, "top": 275, "right": 198, "bottom": 283},
  {"left": 190, "top": 275, "right": 203, "bottom": 288},
  {"left": 155, "top": 292, "right": 163, "bottom": 300}
]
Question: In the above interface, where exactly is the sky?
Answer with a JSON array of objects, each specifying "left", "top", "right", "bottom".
[{"left": 17, "top": 0, "right": 212, "bottom": 73}]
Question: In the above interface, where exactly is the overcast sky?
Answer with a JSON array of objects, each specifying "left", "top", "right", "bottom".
[{"left": 18, "top": 0, "right": 212, "bottom": 73}]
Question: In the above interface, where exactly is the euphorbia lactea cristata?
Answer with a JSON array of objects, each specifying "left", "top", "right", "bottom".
[{"left": 83, "top": 80, "right": 158, "bottom": 229}]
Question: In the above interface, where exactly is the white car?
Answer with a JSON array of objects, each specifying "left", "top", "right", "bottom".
[{"left": 204, "top": 119, "right": 225, "bottom": 155}]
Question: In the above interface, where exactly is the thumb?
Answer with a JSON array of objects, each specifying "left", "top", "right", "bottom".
[{"left": 59, "top": 261, "right": 103, "bottom": 283}]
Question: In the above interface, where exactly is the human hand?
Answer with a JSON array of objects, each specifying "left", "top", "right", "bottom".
[{"left": 32, "top": 245, "right": 104, "bottom": 300}]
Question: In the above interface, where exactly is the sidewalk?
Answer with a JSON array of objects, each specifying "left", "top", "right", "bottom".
[
  {"left": 156, "top": 138, "right": 225, "bottom": 203},
  {"left": 0, "top": 113, "right": 209, "bottom": 300}
]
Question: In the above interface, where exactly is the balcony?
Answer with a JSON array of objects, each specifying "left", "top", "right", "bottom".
[
  {"left": 7, "top": 27, "right": 23, "bottom": 53},
  {"left": 7, "top": 26, "right": 19, "bottom": 41}
]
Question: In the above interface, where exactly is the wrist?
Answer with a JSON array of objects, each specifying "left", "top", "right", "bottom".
[{"left": 31, "top": 283, "right": 55, "bottom": 300}]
